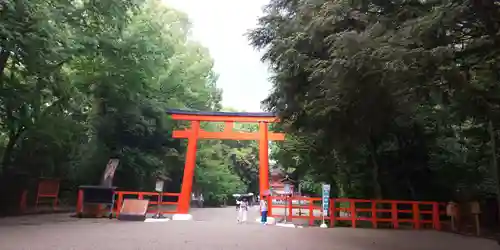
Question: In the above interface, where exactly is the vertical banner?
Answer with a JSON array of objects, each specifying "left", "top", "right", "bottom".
[
  {"left": 101, "top": 158, "right": 119, "bottom": 187},
  {"left": 322, "top": 184, "right": 331, "bottom": 219}
]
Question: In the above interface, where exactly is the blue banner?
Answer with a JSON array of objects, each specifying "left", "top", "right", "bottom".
[{"left": 322, "top": 184, "right": 331, "bottom": 216}]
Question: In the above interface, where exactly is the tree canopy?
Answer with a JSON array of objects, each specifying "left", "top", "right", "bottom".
[
  {"left": 4, "top": 0, "right": 500, "bottom": 226},
  {"left": 0, "top": 0, "right": 257, "bottom": 212},
  {"left": 249, "top": 0, "right": 500, "bottom": 215}
]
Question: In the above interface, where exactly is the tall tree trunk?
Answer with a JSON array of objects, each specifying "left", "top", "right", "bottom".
[
  {"left": 406, "top": 179, "right": 417, "bottom": 200},
  {"left": 487, "top": 119, "right": 500, "bottom": 223},
  {"left": 1, "top": 129, "right": 23, "bottom": 174},
  {"left": 395, "top": 134, "right": 416, "bottom": 200},
  {"left": 369, "top": 138, "right": 383, "bottom": 199}
]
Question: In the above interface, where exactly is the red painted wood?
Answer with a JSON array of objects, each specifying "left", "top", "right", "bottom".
[
  {"left": 172, "top": 129, "right": 285, "bottom": 141},
  {"left": 177, "top": 121, "right": 200, "bottom": 214},
  {"left": 171, "top": 114, "right": 279, "bottom": 123},
  {"left": 268, "top": 196, "right": 441, "bottom": 230},
  {"left": 259, "top": 122, "right": 270, "bottom": 198}
]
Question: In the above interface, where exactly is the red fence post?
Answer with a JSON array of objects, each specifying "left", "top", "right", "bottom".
[
  {"left": 432, "top": 202, "right": 441, "bottom": 230},
  {"left": 268, "top": 196, "right": 273, "bottom": 217},
  {"left": 116, "top": 192, "right": 123, "bottom": 217},
  {"left": 329, "top": 198, "right": 335, "bottom": 227},
  {"left": 350, "top": 200, "right": 356, "bottom": 228},
  {"left": 288, "top": 197, "right": 293, "bottom": 219},
  {"left": 76, "top": 189, "right": 84, "bottom": 215},
  {"left": 391, "top": 201, "right": 399, "bottom": 229},
  {"left": 308, "top": 198, "right": 314, "bottom": 226},
  {"left": 157, "top": 193, "right": 162, "bottom": 214},
  {"left": 412, "top": 203, "right": 420, "bottom": 229},
  {"left": 174, "top": 193, "right": 180, "bottom": 213},
  {"left": 371, "top": 201, "right": 377, "bottom": 228}
]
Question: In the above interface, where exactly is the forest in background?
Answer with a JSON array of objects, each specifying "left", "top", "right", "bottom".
[
  {"left": 250, "top": 0, "right": 500, "bottom": 226},
  {"left": 0, "top": 0, "right": 261, "bottom": 213},
  {"left": 2, "top": 0, "right": 500, "bottom": 229}
]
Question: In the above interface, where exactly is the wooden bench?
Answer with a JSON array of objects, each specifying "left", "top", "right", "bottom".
[{"left": 35, "top": 178, "right": 60, "bottom": 210}]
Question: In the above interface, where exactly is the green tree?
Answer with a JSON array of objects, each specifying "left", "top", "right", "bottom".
[
  {"left": 0, "top": 0, "right": 251, "bottom": 213},
  {"left": 248, "top": 0, "right": 500, "bottom": 220}
]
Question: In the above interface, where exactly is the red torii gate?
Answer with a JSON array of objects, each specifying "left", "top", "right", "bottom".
[{"left": 167, "top": 109, "right": 285, "bottom": 215}]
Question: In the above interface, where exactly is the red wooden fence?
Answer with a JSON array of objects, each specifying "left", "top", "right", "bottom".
[
  {"left": 113, "top": 191, "right": 179, "bottom": 216},
  {"left": 76, "top": 190, "right": 180, "bottom": 217},
  {"left": 75, "top": 190, "right": 441, "bottom": 230},
  {"left": 267, "top": 196, "right": 441, "bottom": 230}
]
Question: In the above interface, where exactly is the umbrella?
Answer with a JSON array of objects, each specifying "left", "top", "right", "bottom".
[{"left": 233, "top": 193, "right": 253, "bottom": 201}]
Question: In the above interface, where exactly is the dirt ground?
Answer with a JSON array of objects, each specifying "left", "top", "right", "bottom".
[{"left": 0, "top": 207, "right": 497, "bottom": 250}]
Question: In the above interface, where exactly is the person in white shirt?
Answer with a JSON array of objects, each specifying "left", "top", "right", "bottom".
[
  {"left": 236, "top": 199, "right": 241, "bottom": 211},
  {"left": 237, "top": 198, "right": 249, "bottom": 223},
  {"left": 260, "top": 195, "right": 268, "bottom": 224}
]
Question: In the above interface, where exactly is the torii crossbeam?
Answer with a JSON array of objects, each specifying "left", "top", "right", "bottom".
[{"left": 167, "top": 109, "right": 285, "bottom": 216}]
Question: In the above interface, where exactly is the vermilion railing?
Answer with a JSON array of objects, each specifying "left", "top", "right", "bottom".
[
  {"left": 76, "top": 190, "right": 180, "bottom": 217},
  {"left": 267, "top": 196, "right": 441, "bottom": 230},
  {"left": 113, "top": 191, "right": 180, "bottom": 216}
]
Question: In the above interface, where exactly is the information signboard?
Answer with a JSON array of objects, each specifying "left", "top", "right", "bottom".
[
  {"left": 322, "top": 184, "right": 331, "bottom": 216},
  {"left": 155, "top": 180, "right": 164, "bottom": 192},
  {"left": 284, "top": 183, "right": 291, "bottom": 195}
]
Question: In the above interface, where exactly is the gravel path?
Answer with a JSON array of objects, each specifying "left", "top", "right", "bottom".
[{"left": 0, "top": 207, "right": 497, "bottom": 250}]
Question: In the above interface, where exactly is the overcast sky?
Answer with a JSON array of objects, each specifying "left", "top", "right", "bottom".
[{"left": 162, "top": 0, "right": 272, "bottom": 112}]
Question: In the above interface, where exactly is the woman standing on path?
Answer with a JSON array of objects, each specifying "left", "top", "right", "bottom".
[
  {"left": 260, "top": 195, "right": 268, "bottom": 224},
  {"left": 237, "top": 197, "right": 249, "bottom": 223}
]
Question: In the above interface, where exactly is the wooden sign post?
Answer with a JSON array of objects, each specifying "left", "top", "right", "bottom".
[
  {"left": 469, "top": 201, "right": 481, "bottom": 236},
  {"left": 152, "top": 176, "right": 166, "bottom": 219},
  {"left": 95, "top": 158, "right": 119, "bottom": 218},
  {"left": 446, "top": 201, "right": 458, "bottom": 232},
  {"left": 281, "top": 175, "right": 294, "bottom": 224}
]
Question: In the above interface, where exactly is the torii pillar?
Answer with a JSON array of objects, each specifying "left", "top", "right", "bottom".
[{"left": 167, "top": 109, "right": 284, "bottom": 220}]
